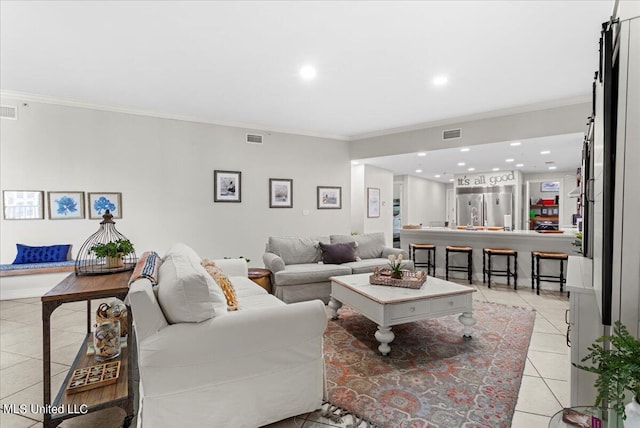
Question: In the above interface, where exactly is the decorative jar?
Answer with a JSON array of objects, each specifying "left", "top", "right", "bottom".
[{"left": 93, "top": 321, "right": 121, "bottom": 362}]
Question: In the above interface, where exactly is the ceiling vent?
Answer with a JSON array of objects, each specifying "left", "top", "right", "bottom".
[
  {"left": 442, "top": 128, "right": 461, "bottom": 140},
  {"left": 246, "top": 133, "right": 264, "bottom": 144},
  {"left": 0, "top": 105, "right": 18, "bottom": 120}
]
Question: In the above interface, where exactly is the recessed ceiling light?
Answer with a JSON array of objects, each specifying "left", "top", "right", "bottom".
[
  {"left": 351, "top": 160, "right": 359, "bottom": 165},
  {"left": 460, "top": 148, "right": 470, "bottom": 152},
  {"left": 549, "top": 166, "right": 557, "bottom": 170},
  {"left": 449, "top": 178, "right": 454, "bottom": 182},
  {"left": 457, "top": 162, "right": 466, "bottom": 166},
  {"left": 492, "top": 168, "right": 500, "bottom": 171},
  {"left": 417, "top": 152, "right": 427, "bottom": 157},
  {"left": 432, "top": 75, "right": 448, "bottom": 86},
  {"left": 540, "top": 150, "right": 551, "bottom": 155},
  {"left": 510, "top": 142, "right": 521, "bottom": 146},
  {"left": 505, "top": 158, "right": 514, "bottom": 162},
  {"left": 468, "top": 167, "right": 475, "bottom": 171},
  {"left": 299, "top": 65, "right": 317, "bottom": 80},
  {"left": 435, "top": 174, "right": 441, "bottom": 178},
  {"left": 516, "top": 163, "right": 524, "bottom": 167},
  {"left": 415, "top": 169, "right": 423, "bottom": 173}
]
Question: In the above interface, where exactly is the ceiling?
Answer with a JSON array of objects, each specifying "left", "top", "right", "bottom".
[
  {"left": 357, "top": 133, "right": 584, "bottom": 183},
  {"left": 0, "top": 1, "right": 612, "bottom": 140}
]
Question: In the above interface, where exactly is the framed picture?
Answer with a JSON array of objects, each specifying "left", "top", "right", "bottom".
[
  {"left": 541, "top": 207, "right": 549, "bottom": 215},
  {"left": 269, "top": 178, "right": 293, "bottom": 208},
  {"left": 2, "top": 190, "right": 44, "bottom": 220},
  {"left": 317, "top": 186, "right": 342, "bottom": 209},
  {"left": 367, "top": 187, "right": 380, "bottom": 218},
  {"left": 540, "top": 181, "right": 560, "bottom": 192},
  {"left": 88, "top": 192, "right": 122, "bottom": 219},
  {"left": 48, "top": 191, "right": 85, "bottom": 219},
  {"left": 214, "top": 170, "right": 241, "bottom": 203}
]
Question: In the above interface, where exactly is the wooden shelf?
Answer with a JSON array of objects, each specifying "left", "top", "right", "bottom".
[{"left": 531, "top": 204, "right": 558, "bottom": 208}]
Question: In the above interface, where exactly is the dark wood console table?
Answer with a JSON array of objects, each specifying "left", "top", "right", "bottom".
[{"left": 41, "top": 271, "right": 134, "bottom": 428}]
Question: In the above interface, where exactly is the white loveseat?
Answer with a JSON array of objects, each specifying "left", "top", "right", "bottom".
[{"left": 127, "top": 244, "right": 328, "bottom": 428}]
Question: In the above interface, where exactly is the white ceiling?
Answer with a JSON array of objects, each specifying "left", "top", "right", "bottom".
[
  {"left": 0, "top": 1, "right": 612, "bottom": 141},
  {"left": 357, "top": 133, "right": 584, "bottom": 183}
]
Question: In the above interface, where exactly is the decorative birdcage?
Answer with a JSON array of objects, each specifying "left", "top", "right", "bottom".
[{"left": 75, "top": 210, "right": 137, "bottom": 275}]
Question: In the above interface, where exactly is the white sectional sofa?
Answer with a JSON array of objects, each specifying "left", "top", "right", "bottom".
[
  {"left": 127, "top": 244, "right": 327, "bottom": 428},
  {"left": 263, "top": 233, "right": 413, "bottom": 303}
]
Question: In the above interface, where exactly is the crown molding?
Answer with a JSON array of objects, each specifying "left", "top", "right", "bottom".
[
  {"left": 348, "top": 95, "right": 591, "bottom": 141},
  {"left": 0, "top": 90, "right": 350, "bottom": 141}
]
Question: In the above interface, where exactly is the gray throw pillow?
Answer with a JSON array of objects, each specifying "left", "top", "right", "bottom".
[{"left": 319, "top": 242, "right": 357, "bottom": 264}]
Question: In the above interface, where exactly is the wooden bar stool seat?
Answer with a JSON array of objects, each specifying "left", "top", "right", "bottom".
[
  {"left": 445, "top": 245, "right": 473, "bottom": 284},
  {"left": 483, "top": 247, "right": 518, "bottom": 289},
  {"left": 531, "top": 251, "right": 569, "bottom": 296},
  {"left": 409, "top": 243, "right": 436, "bottom": 276}
]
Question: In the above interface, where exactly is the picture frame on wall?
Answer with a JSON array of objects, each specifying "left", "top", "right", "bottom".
[
  {"left": 317, "top": 186, "right": 342, "bottom": 209},
  {"left": 269, "top": 178, "right": 293, "bottom": 208},
  {"left": 540, "top": 181, "right": 560, "bottom": 192},
  {"left": 88, "top": 192, "right": 122, "bottom": 219},
  {"left": 2, "top": 190, "right": 45, "bottom": 220},
  {"left": 214, "top": 170, "right": 242, "bottom": 202},
  {"left": 48, "top": 191, "right": 85, "bottom": 220},
  {"left": 367, "top": 187, "right": 380, "bottom": 218}
]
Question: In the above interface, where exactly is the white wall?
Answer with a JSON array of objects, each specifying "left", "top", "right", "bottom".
[
  {"left": 0, "top": 100, "right": 352, "bottom": 278},
  {"left": 403, "top": 175, "right": 447, "bottom": 226},
  {"left": 351, "top": 165, "right": 394, "bottom": 245}
]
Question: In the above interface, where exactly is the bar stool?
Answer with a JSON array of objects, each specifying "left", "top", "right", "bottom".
[
  {"left": 445, "top": 246, "right": 473, "bottom": 284},
  {"left": 409, "top": 243, "right": 436, "bottom": 276},
  {"left": 483, "top": 248, "right": 518, "bottom": 289},
  {"left": 531, "top": 251, "right": 569, "bottom": 296}
]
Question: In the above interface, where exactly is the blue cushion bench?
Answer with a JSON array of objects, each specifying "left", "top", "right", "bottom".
[{"left": 0, "top": 261, "right": 75, "bottom": 277}]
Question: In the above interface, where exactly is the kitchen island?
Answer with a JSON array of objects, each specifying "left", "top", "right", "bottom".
[{"left": 400, "top": 227, "right": 578, "bottom": 290}]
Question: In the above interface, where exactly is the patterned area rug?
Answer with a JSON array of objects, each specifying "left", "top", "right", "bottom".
[{"left": 323, "top": 301, "right": 535, "bottom": 428}]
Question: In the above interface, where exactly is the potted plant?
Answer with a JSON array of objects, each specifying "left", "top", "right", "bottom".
[
  {"left": 387, "top": 254, "right": 404, "bottom": 279},
  {"left": 90, "top": 239, "right": 135, "bottom": 269},
  {"left": 573, "top": 321, "right": 640, "bottom": 425}
]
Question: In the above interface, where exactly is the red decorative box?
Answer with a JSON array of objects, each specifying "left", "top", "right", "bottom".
[{"left": 541, "top": 199, "right": 555, "bottom": 205}]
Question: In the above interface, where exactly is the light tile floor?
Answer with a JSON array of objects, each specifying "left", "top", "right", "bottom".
[{"left": 0, "top": 280, "right": 570, "bottom": 427}]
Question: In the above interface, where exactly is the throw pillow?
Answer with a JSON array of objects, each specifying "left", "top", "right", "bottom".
[
  {"left": 12, "top": 244, "right": 71, "bottom": 264},
  {"left": 319, "top": 242, "right": 357, "bottom": 264},
  {"left": 157, "top": 249, "right": 226, "bottom": 324},
  {"left": 202, "top": 260, "right": 238, "bottom": 311}
]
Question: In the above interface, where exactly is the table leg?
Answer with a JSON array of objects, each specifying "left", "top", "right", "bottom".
[
  {"left": 375, "top": 326, "right": 395, "bottom": 356},
  {"left": 328, "top": 297, "right": 342, "bottom": 320},
  {"left": 458, "top": 311, "right": 476, "bottom": 339}
]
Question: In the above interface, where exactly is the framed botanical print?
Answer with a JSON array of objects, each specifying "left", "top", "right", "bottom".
[
  {"left": 269, "top": 179, "right": 293, "bottom": 208},
  {"left": 317, "top": 186, "right": 342, "bottom": 209},
  {"left": 48, "top": 191, "right": 85, "bottom": 219},
  {"left": 2, "top": 190, "right": 44, "bottom": 220},
  {"left": 88, "top": 192, "right": 122, "bottom": 219},
  {"left": 367, "top": 188, "right": 380, "bottom": 218},
  {"left": 214, "top": 170, "right": 241, "bottom": 202}
]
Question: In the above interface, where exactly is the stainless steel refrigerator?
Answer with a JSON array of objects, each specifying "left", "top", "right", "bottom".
[{"left": 456, "top": 186, "right": 513, "bottom": 228}]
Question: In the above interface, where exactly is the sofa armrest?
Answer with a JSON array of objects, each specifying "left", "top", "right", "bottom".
[
  {"left": 137, "top": 300, "right": 327, "bottom": 395},
  {"left": 211, "top": 258, "right": 248, "bottom": 277},
  {"left": 263, "top": 251, "right": 285, "bottom": 273},
  {"left": 382, "top": 247, "right": 408, "bottom": 259}
]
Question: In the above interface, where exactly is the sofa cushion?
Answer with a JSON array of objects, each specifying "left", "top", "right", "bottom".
[
  {"left": 202, "top": 261, "right": 238, "bottom": 311},
  {"left": 275, "top": 263, "right": 352, "bottom": 286},
  {"left": 268, "top": 236, "right": 329, "bottom": 265},
  {"left": 330, "top": 233, "right": 386, "bottom": 260},
  {"left": 157, "top": 246, "right": 227, "bottom": 323},
  {"left": 319, "top": 242, "right": 357, "bottom": 264},
  {"left": 236, "top": 293, "right": 286, "bottom": 310},
  {"left": 341, "top": 258, "right": 413, "bottom": 274},
  {"left": 230, "top": 276, "right": 268, "bottom": 298}
]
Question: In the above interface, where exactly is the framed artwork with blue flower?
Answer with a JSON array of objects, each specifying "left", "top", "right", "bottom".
[
  {"left": 88, "top": 192, "right": 122, "bottom": 219},
  {"left": 48, "top": 191, "right": 85, "bottom": 220}
]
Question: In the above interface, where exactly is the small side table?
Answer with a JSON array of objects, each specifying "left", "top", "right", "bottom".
[{"left": 248, "top": 268, "right": 272, "bottom": 294}]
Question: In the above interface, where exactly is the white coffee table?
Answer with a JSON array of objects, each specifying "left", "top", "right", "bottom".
[{"left": 329, "top": 273, "right": 476, "bottom": 355}]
